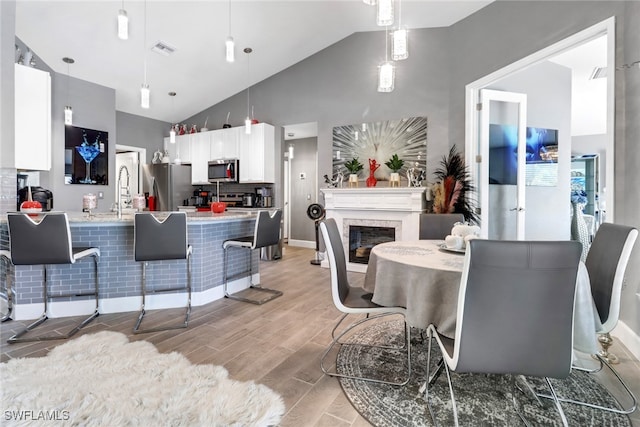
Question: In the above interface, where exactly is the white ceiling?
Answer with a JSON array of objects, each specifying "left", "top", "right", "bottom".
[{"left": 15, "top": 0, "right": 492, "bottom": 124}]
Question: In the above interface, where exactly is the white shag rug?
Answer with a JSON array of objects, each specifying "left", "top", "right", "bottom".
[{"left": 1, "top": 331, "right": 285, "bottom": 426}]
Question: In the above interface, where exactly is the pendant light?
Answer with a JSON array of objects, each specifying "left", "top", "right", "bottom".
[
  {"left": 140, "top": 0, "right": 150, "bottom": 109},
  {"left": 244, "top": 47, "right": 253, "bottom": 134},
  {"left": 225, "top": 0, "right": 235, "bottom": 62},
  {"left": 117, "top": 0, "right": 129, "bottom": 40},
  {"left": 63, "top": 57, "right": 74, "bottom": 125},
  {"left": 392, "top": 0, "right": 408, "bottom": 60},
  {"left": 377, "top": 0, "right": 393, "bottom": 26},
  {"left": 169, "top": 92, "right": 176, "bottom": 144},
  {"left": 378, "top": 27, "right": 395, "bottom": 92},
  {"left": 363, "top": 0, "right": 376, "bottom": 4}
]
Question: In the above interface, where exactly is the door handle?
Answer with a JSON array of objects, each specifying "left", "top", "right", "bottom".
[{"left": 509, "top": 207, "right": 525, "bottom": 212}]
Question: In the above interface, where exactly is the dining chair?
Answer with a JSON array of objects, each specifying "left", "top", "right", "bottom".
[
  {"left": 419, "top": 213, "right": 465, "bottom": 240},
  {"left": 133, "top": 212, "right": 192, "bottom": 333},
  {"left": 538, "top": 222, "right": 638, "bottom": 414},
  {"left": 319, "top": 218, "right": 411, "bottom": 386},
  {"left": 424, "top": 239, "right": 582, "bottom": 426},
  {"left": 3, "top": 212, "right": 100, "bottom": 343},
  {"left": 223, "top": 210, "right": 283, "bottom": 304}
]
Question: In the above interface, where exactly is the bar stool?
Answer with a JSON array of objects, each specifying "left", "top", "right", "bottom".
[
  {"left": 133, "top": 212, "right": 192, "bottom": 334},
  {"left": 223, "top": 210, "right": 283, "bottom": 304},
  {"left": 3, "top": 212, "right": 100, "bottom": 343}
]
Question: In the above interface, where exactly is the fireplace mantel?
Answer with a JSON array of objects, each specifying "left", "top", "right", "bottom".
[{"left": 320, "top": 187, "right": 427, "bottom": 272}]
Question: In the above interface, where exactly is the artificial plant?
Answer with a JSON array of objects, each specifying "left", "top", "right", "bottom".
[
  {"left": 431, "top": 145, "right": 478, "bottom": 224},
  {"left": 385, "top": 154, "right": 405, "bottom": 173},
  {"left": 344, "top": 157, "right": 364, "bottom": 175}
]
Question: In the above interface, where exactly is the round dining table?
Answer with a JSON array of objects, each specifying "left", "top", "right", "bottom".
[{"left": 363, "top": 239, "right": 599, "bottom": 354}]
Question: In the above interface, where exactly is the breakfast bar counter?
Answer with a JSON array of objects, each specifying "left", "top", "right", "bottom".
[{"left": 1, "top": 211, "right": 260, "bottom": 320}]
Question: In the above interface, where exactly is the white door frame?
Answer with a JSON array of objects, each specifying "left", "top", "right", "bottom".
[{"left": 465, "top": 17, "right": 616, "bottom": 227}]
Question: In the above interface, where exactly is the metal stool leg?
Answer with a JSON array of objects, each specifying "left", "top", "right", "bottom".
[
  {"left": 223, "top": 245, "right": 282, "bottom": 305},
  {"left": 8, "top": 257, "right": 100, "bottom": 343},
  {"left": 133, "top": 253, "right": 192, "bottom": 334}
]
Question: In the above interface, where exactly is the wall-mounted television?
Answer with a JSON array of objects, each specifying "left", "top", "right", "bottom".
[
  {"left": 489, "top": 124, "right": 558, "bottom": 187},
  {"left": 65, "top": 125, "right": 108, "bottom": 185}
]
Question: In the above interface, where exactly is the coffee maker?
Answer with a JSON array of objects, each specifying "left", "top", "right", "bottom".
[{"left": 255, "top": 187, "right": 272, "bottom": 208}]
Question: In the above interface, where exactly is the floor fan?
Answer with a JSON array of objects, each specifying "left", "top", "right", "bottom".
[{"left": 307, "top": 203, "right": 326, "bottom": 265}]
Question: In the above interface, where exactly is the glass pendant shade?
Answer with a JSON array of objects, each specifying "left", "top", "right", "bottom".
[
  {"left": 140, "top": 84, "right": 150, "bottom": 109},
  {"left": 169, "top": 128, "right": 176, "bottom": 143},
  {"left": 64, "top": 106, "right": 73, "bottom": 125},
  {"left": 363, "top": 0, "right": 376, "bottom": 4},
  {"left": 245, "top": 117, "right": 251, "bottom": 134},
  {"left": 392, "top": 28, "right": 408, "bottom": 60},
  {"left": 225, "top": 36, "right": 235, "bottom": 62},
  {"left": 377, "top": 0, "right": 394, "bottom": 26},
  {"left": 377, "top": 61, "right": 395, "bottom": 92},
  {"left": 118, "top": 9, "right": 129, "bottom": 40},
  {"left": 288, "top": 145, "right": 294, "bottom": 159}
]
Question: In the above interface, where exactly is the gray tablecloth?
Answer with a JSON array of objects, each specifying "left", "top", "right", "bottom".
[{"left": 363, "top": 240, "right": 598, "bottom": 354}]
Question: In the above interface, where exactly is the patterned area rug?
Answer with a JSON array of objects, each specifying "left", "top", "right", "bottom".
[
  {"left": 1, "top": 331, "right": 284, "bottom": 426},
  {"left": 337, "top": 319, "right": 631, "bottom": 427}
]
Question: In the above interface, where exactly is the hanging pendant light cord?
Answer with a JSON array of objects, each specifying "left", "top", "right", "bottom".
[
  {"left": 143, "top": 0, "right": 147, "bottom": 85},
  {"left": 228, "top": 0, "right": 232, "bottom": 36},
  {"left": 385, "top": 26, "right": 389, "bottom": 62},
  {"left": 246, "top": 51, "right": 251, "bottom": 117},
  {"left": 398, "top": 0, "right": 401, "bottom": 28}
]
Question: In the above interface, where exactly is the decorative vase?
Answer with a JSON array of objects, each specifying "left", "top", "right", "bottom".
[
  {"left": 348, "top": 174, "right": 359, "bottom": 188},
  {"left": 389, "top": 172, "right": 400, "bottom": 187},
  {"left": 571, "top": 202, "right": 590, "bottom": 261},
  {"left": 366, "top": 173, "right": 377, "bottom": 187}
]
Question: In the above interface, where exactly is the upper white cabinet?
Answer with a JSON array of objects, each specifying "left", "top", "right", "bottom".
[
  {"left": 15, "top": 64, "right": 51, "bottom": 170},
  {"left": 239, "top": 123, "right": 275, "bottom": 183},
  {"left": 190, "top": 132, "right": 211, "bottom": 185},
  {"left": 210, "top": 127, "right": 240, "bottom": 160},
  {"left": 164, "top": 133, "right": 191, "bottom": 164}
]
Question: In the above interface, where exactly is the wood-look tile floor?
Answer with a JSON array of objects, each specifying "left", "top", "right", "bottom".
[{"left": 1, "top": 245, "right": 639, "bottom": 426}]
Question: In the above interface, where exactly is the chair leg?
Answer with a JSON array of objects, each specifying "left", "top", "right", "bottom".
[
  {"left": 1, "top": 269, "right": 13, "bottom": 322},
  {"left": 320, "top": 313, "right": 410, "bottom": 386},
  {"left": 536, "top": 353, "right": 638, "bottom": 414},
  {"left": 133, "top": 254, "right": 192, "bottom": 334},
  {"left": 224, "top": 246, "right": 282, "bottom": 305},
  {"left": 9, "top": 258, "right": 100, "bottom": 343}
]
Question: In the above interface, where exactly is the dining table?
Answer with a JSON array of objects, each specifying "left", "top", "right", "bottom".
[{"left": 363, "top": 239, "right": 599, "bottom": 354}]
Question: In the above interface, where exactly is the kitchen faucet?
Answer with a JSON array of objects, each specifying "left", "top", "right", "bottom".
[{"left": 117, "top": 165, "right": 131, "bottom": 219}]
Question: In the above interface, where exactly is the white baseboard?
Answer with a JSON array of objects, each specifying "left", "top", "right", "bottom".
[
  {"left": 288, "top": 239, "right": 316, "bottom": 249},
  {"left": 9, "top": 275, "right": 255, "bottom": 321},
  {"left": 612, "top": 320, "right": 640, "bottom": 361}
]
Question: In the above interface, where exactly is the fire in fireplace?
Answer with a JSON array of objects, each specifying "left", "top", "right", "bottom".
[{"left": 349, "top": 225, "right": 395, "bottom": 264}]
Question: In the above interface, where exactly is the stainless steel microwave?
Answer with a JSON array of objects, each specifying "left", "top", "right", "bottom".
[{"left": 208, "top": 159, "right": 239, "bottom": 183}]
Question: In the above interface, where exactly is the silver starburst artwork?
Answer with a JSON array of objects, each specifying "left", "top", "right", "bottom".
[{"left": 332, "top": 117, "right": 427, "bottom": 180}]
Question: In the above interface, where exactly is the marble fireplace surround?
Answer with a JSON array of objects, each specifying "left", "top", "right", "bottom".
[{"left": 320, "top": 187, "right": 426, "bottom": 273}]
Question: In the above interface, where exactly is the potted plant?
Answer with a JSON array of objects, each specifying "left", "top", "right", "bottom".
[
  {"left": 431, "top": 145, "right": 478, "bottom": 224},
  {"left": 344, "top": 157, "right": 364, "bottom": 187},
  {"left": 385, "top": 154, "right": 404, "bottom": 187}
]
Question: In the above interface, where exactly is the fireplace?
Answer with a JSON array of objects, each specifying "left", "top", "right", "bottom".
[
  {"left": 320, "top": 187, "right": 426, "bottom": 272},
  {"left": 349, "top": 225, "right": 395, "bottom": 264}
]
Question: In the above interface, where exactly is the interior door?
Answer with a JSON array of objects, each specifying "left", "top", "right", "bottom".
[{"left": 478, "top": 89, "right": 527, "bottom": 240}]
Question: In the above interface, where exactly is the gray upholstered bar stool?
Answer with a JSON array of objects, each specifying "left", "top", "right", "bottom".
[
  {"left": 3, "top": 212, "right": 100, "bottom": 343},
  {"left": 133, "top": 212, "right": 192, "bottom": 334},
  {"left": 223, "top": 210, "right": 283, "bottom": 304}
]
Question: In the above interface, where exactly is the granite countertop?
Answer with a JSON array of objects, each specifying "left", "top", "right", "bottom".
[{"left": 1, "top": 210, "right": 256, "bottom": 226}]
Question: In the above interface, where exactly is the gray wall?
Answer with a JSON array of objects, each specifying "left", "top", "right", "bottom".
[
  {"left": 288, "top": 137, "right": 318, "bottom": 242},
  {"left": 116, "top": 111, "right": 169, "bottom": 155}
]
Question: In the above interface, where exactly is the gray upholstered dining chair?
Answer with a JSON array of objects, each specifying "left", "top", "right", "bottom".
[
  {"left": 424, "top": 239, "right": 582, "bottom": 426},
  {"left": 419, "top": 213, "right": 465, "bottom": 240},
  {"left": 538, "top": 222, "right": 638, "bottom": 414},
  {"left": 133, "top": 212, "right": 192, "bottom": 333},
  {"left": 223, "top": 210, "right": 283, "bottom": 304},
  {"left": 2, "top": 212, "right": 100, "bottom": 343},
  {"left": 319, "top": 218, "right": 411, "bottom": 386}
]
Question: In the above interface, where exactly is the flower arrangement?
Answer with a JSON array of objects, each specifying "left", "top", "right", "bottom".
[
  {"left": 431, "top": 146, "right": 478, "bottom": 224},
  {"left": 571, "top": 189, "right": 588, "bottom": 205}
]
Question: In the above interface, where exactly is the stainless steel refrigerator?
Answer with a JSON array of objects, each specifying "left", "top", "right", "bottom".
[{"left": 142, "top": 163, "right": 192, "bottom": 211}]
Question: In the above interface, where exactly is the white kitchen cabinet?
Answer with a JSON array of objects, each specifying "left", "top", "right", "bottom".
[
  {"left": 239, "top": 123, "right": 275, "bottom": 183},
  {"left": 190, "top": 132, "right": 211, "bottom": 184},
  {"left": 210, "top": 127, "right": 240, "bottom": 160},
  {"left": 164, "top": 133, "right": 193, "bottom": 164},
  {"left": 15, "top": 64, "right": 51, "bottom": 170}
]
